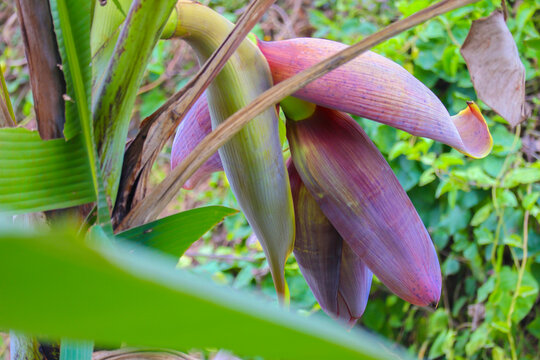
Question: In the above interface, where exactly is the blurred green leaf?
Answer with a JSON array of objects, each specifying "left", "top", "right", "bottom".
[
  {"left": 117, "top": 206, "right": 238, "bottom": 257},
  {"left": 428, "top": 309, "right": 449, "bottom": 337},
  {"left": 523, "top": 192, "right": 540, "bottom": 211},
  {"left": 465, "top": 324, "right": 489, "bottom": 357},
  {"left": 471, "top": 203, "right": 492, "bottom": 226},
  {"left": 0, "top": 225, "right": 406, "bottom": 360},
  {"left": 527, "top": 316, "right": 540, "bottom": 339},
  {"left": 442, "top": 257, "right": 460, "bottom": 276},
  {"left": 503, "top": 168, "right": 540, "bottom": 188},
  {"left": 491, "top": 321, "right": 509, "bottom": 334},
  {"left": 503, "top": 234, "right": 522, "bottom": 248}
]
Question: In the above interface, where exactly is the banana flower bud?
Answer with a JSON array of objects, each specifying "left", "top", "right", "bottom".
[
  {"left": 258, "top": 37, "right": 492, "bottom": 159},
  {"left": 289, "top": 160, "right": 372, "bottom": 326},
  {"left": 285, "top": 104, "right": 441, "bottom": 307},
  {"left": 171, "top": 92, "right": 222, "bottom": 189}
]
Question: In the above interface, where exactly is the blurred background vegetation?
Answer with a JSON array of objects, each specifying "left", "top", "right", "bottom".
[{"left": 1, "top": 0, "right": 539, "bottom": 359}]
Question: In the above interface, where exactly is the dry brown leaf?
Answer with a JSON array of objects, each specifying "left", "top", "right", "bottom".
[{"left": 461, "top": 10, "right": 530, "bottom": 126}]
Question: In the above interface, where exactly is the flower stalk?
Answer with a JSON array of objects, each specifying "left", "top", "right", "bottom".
[{"left": 171, "top": 1, "right": 295, "bottom": 300}]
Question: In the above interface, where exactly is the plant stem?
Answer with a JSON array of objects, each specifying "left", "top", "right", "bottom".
[{"left": 506, "top": 183, "right": 532, "bottom": 360}]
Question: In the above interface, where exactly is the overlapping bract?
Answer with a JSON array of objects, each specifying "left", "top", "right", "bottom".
[
  {"left": 286, "top": 106, "right": 441, "bottom": 307},
  {"left": 170, "top": 26, "right": 493, "bottom": 313},
  {"left": 171, "top": 92, "right": 222, "bottom": 189},
  {"left": 288, "top": 160, "right": 372, "bottom": 326},
  {"left": 258, "top": 37, "right": 492, "bottom": 159}
]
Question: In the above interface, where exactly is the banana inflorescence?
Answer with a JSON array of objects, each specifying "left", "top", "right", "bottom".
[{"left": 169, "top": 2, "right": 493, "bottom": 318}]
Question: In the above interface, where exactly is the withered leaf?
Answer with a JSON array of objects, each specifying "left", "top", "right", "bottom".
[{"left": 461, "top": 10, "right": 530, "bottom": 127}]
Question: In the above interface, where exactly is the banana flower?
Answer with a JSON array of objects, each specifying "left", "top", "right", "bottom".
[
  {"left": 171, "top": 36, "right": 493, "bottom": 310},
  {"left": 288, "top": 159, "right": 372, "bottom": 326}
]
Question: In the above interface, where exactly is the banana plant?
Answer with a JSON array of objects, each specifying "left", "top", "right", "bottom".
[{"left": 0, "top": 0, "right": 491, "bottom": 359}]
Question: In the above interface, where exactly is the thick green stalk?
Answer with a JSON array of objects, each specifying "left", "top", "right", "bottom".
[{"left": 171, "top": 1, "right": 295, "bottom": 299}]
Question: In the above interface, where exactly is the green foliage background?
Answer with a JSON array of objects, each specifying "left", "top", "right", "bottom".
[{"left": 1, "top": 0, "right": 539, "bottom": 359}]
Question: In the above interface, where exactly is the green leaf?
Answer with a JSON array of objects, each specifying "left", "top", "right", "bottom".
[
  {"left": 466, "top": 166, "right": 495, "bottom": 187},
  {"left": 0, "top": 128, "right": 95, "bottom": 214},
  {"left": 117, "top": 206, "right": 238, "bottom": 257},
  {"left": 428, "top": 329, "right": 447, "bottom": 359},
  {"left": 470, "top": 203, "right": 492, "bottom": 226},
  {"left": 60, "top": 339, "right": 93, "bottom": 360},
  {"left": 502, "top": 167, "right": 540, "bottom": 188},
  {"left": 503, "top": 234, "right": 522, "bottom": 248},
  {"left": 434, "top": 153, "right": 464, "bottom": 171},
  {"left": 49, "top": 0, "right": 91, "bottom": 141},
  {"left": 523, "top": 192, "right": 540, "bottom": 211},
  {"left": 492, "top": 346, "right": 505, "bottom": 360},
  {"left": 419, "top": 169, "right": 436, "bottom": 186},
  {"left": 92, "top": 0, "right": 176, "bottom": 201},
  {"left": 465, "top": 324, "right": 489, "bottom": 357},
  {"left": 477, "top": 275, "right": 495, "bottom": 302},
  {"left": 474, "top": 227, "right": 493, "bottom": 245},
  {"left": 442, "top": 256, "right": 460, "bottom": 276},
  {"left": 491, "top": 321, "right": 510, "bottom": 334},
  {"left": 0, "top": 225, "right": 409, "bottom": 360},
  {"left": 50, "top": 0, "right": 112, "bottom": 229},
  {"left": 527, "top": 316, "right": 540, "bottom": 339},
  {"left": 496, "top": 189, "right": 518, "bottom": 208},
  {"left": 427, "top": 309, "right": 449, "bottom": 337}
]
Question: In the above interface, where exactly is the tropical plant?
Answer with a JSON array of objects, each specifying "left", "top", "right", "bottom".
[{"left": 0, "top": 0, "right": 533, "bottom": 359}]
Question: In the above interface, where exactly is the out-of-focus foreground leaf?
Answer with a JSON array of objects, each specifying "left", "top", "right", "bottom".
[
  {"left": 117, "top": 206, "right": 238, "bottom": 257},
  {"left": 460, "top": 10, "right": 530, "bottom": 126},
  {"left": 0, "top": 224, "right": 410, "bottom": 360},
  {"left": 0, "top": 128, "right": 95, "bottom": 214}
]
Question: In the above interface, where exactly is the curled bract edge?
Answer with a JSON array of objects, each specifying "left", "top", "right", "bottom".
[{"left": 258, "top": 37, "right": 492, "bottom": 159}]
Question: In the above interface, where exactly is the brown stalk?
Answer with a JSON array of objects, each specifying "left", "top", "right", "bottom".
[
  {"left": 117, "top": 0, "right": 481, "bottom": 230},
  {"left": 14, "top": 0, "right": 65, "bottom": 139},
  {"left": 112, "top": 0, "right": 277, "bottom": 226}
]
